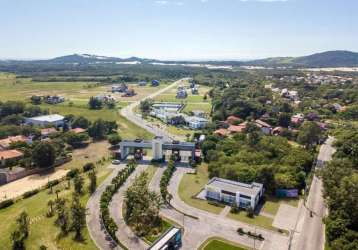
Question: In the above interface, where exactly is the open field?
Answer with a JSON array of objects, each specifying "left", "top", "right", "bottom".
[
  {"left": 262, "top": 196, "right": 299, "bottom": 216},
  {"left": 199, "top": 237, "right": 250, "bottom": 250},
  {"left": 178, "top": 164, "right": 224, "bottom": 214},
  {"left": 0, "top": 164, "right": 113, "bottom": 250}
]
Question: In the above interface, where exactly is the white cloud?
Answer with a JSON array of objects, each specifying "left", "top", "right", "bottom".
[
  {"left": 154, "top": 0, "right": 184, "bottom": 6},
  {"left": 155, "top": 1, "right": 169, "bottom": 5}
]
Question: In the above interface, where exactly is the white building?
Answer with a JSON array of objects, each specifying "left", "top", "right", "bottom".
[
  {"left": 205, "top": 177, "right": 264, "bottom": 209},
  {"left": 184, "top": 116, "right": 208, "bottom": 129},
  {"left": 25, "top": 114, "right": 65, "bottom": 127}
]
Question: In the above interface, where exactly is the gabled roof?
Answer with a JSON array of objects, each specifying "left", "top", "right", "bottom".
[
  {"left": 0, "top": 149, "right": 23, "bottom": 160},
  {"left": 214, "top": 128, "right": 228, "bottom": 136},
  {"left": 255, "top": 119, "right": 272, "bottom": 128},
  {"left": 226, "top": 115, "right": 241, "bottom": 124},
  {"left": 70, "top": 128, "right": 86, "bottom": 134},
  {"left": 228, "top": 125, "right": 246, "bottom": 133},
  {"left": 0, "top": 136, "right": 28, "bottom": 149}
]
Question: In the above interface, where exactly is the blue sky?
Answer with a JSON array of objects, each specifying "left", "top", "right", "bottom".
[{"left": 0, "top": 0, "right": 357, "bottom": 60}]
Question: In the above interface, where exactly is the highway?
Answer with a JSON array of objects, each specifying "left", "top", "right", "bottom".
[
  {"left": 292, "top": 136, "right": 336, "bottom": 250},
  {"left": 120, "top": 78, "right": 190, "bottom": 141}
]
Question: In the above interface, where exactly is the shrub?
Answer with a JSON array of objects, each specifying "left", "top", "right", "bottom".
[
  {"left": 237, "top": 227, "right": 244, "bottom": 235},
  {"left": 46, "top": 179, "right": 59, "bottom": 188},
  {"left": 66, "top": 168, "right": 80, "bottom": 179},
  {"left": 23, "top": 189, "right": 39, "bottom": 199},
  {"left": 0, "top": 199, "right": 14, "bottom": 209},
  {"left": 83, "top": 162, "right": 95, "bottom": 172}
]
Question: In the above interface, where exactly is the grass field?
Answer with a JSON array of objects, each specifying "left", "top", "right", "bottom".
[
  {"left": 0, "top": 164, "right": 112, "bottom": 250},
  {"left": 178, "top": 164, "right": 224, "bottom": 214},
  {"left": 199, "top": 237, "right": 250, "bottom": 250},
  {"left": 227, "top": 211, "right": 275, "bottom": 231},
  {"left": 262, "top": 196, "right": 300, "bottom": 215}
]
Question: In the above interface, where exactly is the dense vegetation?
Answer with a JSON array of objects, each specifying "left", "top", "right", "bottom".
[{"left": 321, "top": 130, "right": 358, "bottom": 250}]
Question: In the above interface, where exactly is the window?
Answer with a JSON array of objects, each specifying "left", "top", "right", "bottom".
[
  {"left": 222, "top": 190, "right": 236, "bottom": 196},
  {"left": 240, "top": 194, "right": 251, "bottom": 200}
]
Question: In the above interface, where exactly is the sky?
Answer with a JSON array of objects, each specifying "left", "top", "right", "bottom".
[{"left": 0, "top": 0, "right": 357, "bottom": 60}]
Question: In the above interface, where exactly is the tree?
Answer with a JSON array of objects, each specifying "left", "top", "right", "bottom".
[
  {"left": 54, "top": 198, "right": 69, "bottom": 236},
  {"left": 30, "top": 95, "right": 42, "bottom": 105},
  {"left": 139, "top": 99, "right": 154, "bottom": 114},
  {"left": 70, "top": 194, "right": 86, "bottom": 241},
  {"left": 11, "top": 230, "right": 25, "bottom": 250},
  {"left": 297, "top": 121, "right": 322, "bottom": 149},
  {"left": 107, "top": 133, "right": 122, "bottom": 146},
  {"left": 47, "top": 200, "right": 55, "bottom": 217},
  {"left": 88, "top": 119, "right": 107, "bottom": 140},
  {"left": 72, "top": 116, "right": 90, "bottom": 129},
  {"left": 65, "top": 132, "right": 89, "bottom": 148},
  {"left": 32, "top": 142, "right": 56, "bottom": 168},
  {"left": 278, "top": 112, "right": 291, "bottom": 128},
  {"left": 73, "top": 175, "right": 84, "bottom": 195},
  {"left": 88, "top": 96, "right": 102, "bottom": 110},
  {"left": 88, "top": 170, "right": 97, "bottom": 194},
  {"left": 10, "top": 211, "right": 29, "bottom": 250},
  {"left": 17, "top": 211, "right": 29, "bottom": 239}
]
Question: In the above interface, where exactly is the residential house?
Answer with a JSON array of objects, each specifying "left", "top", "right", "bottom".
[
  {"left": 176, "top": 87, "right": 188, "bottom": 99},
  {"left": 184, "top": 116, "right": 208, "bottom": 129},
  {"left": 228, "top": 122, "right": 247, "bottom": 134},
  {"left": 40, "top": 128, "right": 58, "bottom": 139},
  {"left": 291, "top": 113, "right": 304, "bottom": 125},
  {"left": 214, "top": 128, "right": 228, "bottom": 137},
  {"left": 112, "top": 83, "right": 128, "bottom": 93},
  {"left": 151, "top": 80, "right": 160, "bottom": 87},
  {"left": 0, "top": 149, "right": 24, "bottom": 167},
  {"left": 70, "top": 128, "right": 86, "bottom": 134},
  {"left": 272, "top": 126, "right": 285, "bottom": 136},
  {"left": 226, "top": 115, "right": 241, "bottom": 125},
  {"left": 45, "top": 95, "right": 65, "bottom": 104},
  {"left": 25, "top": 114, "right": 65, "bottom": 128},
  {"left": 123, "top": 88, "right": 136, "bottom": 97},
  {"left": 205, "top": 177, "right": 264, "bottom": 209},
  {"left": 0, "top": 136, "right": 29, "bottom": 150},
  {"left": 255, "top": 119, "right": 272, "bottom": 135}
]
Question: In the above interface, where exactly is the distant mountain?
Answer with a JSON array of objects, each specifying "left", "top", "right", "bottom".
[
  {"left": 1, "top": 50, "right": 358, "bottom": 68},
  {"left": 248, "top": 51, "right": 358, "bottom": 68}
]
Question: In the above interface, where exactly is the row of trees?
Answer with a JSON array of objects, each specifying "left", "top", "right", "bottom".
[
  {"left": 100, "top": 160, "right": 136, "bottom": 242},
  {"left": 321, "top": 130, "right": 358, "bottom": 250},
  {"left": 160, "top": 160, "right": 176, "bottom": 203}
]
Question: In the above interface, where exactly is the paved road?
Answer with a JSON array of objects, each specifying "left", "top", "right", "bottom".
[
  {"left": 292, "top": 137, "right": 335, "bottom": 250},
  {"left": 120, "top": 78, "right": 190, "bottom": 141},
  {"left": 86, "top": 165, "right": 125, "bottom": 250},
  {"left": 149, "top": 167, "right": 289, "bottom": 250},
  {"left": 109, "top": 165, "right": 149, "bottom": 250}
]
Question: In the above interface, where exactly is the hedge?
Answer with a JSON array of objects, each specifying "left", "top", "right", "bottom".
[
  {"left": 23, "top": 189, "right": 39, "bottom": 199},
  {"left": 0, "top": 199, "right": 14, "bottom": 209}
]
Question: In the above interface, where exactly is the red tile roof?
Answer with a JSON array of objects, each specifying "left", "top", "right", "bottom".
[
  {"left": 228, "top": 125, "right": 246, "bottom": 133},
  {"left": 214, "top": 128, "right": 228, "bottom": 136},
  {"left": 70, "top": 128, "right": 86, "bottom": 134},
  {"left": 0, "top": 136, "right": 28, "bottom": 149},
  {"left": 41, "top": 128, "right": 57, "bottom": 136},
  {"left": 226, "top": 115, "right": 241, "bottom": 125},
  {"left": 0, "top": 150, "right": 23, "bottom": 160},
  {"left": 255, "top": 119, "right": 272, "bottom": 128}
]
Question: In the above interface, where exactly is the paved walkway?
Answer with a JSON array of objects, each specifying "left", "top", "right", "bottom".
[
  {"left": 219, "top": 206, "right": 231, "bottom": 218},
  {"left": 150, "top": 167, "right": 290, "bottom": 250},
  {"left": 109, "top": 165, "right": 149, "bottom": 250},
  {"left": 86, "top": 165, "right": 124, "bottom": 250}
]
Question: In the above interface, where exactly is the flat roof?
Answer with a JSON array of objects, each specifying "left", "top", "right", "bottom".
[
  {"left": 207, "top": 177, "right": 263, "bottom": 197},
  {"left": 28, "top": 114, "right": 64, "bottom": 122},
  {"left": 149, "top": 227, "right": 180, "bottom": 250}
]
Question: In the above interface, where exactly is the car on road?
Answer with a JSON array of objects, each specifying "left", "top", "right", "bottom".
[{"left": 112, "top": 160, "right": 121, "bottom": 165}]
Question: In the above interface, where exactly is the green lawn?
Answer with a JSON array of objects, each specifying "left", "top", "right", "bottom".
[
  {"left": 199, "top": 237, "right": 250, "bottom": 250},
  {"left": 262, "top": 196, "right": 300, "bottom": 215},
  {"left": 0, "top": 165, "right": 112, "bottom": 250},
  {"left": 144, "top": 219, "right": 173, "bottom": 244},
  {"left": 183, "top": 103, "right": 212, "bottom": 113},
  {"left": 227, "top": 211, "right": 276, "bottom": 232},
  {"left": 178, "top": 164, "right": 224, "bottom": 214}
]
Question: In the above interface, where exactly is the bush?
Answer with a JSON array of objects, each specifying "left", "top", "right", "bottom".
[
  {"left": 46, "top": 179, "right": 60, "bottom": 188},
  {"left": 66, "top": 168, "right": 80, "bottom": 179},
  {"left": 83, "top": 162, "right": 95, "bottom": 172},
  {"left": 23, "top": 189, "right": 39, "bottom": 199},
  {"left": 0, "top": 199, "right": 14, "bottom": 209},
  {"left": 208, "top": 200, "right": 225, "bottom": 208},
  {"left": 237, "top": 227, "right": 244, "bottom": 235}
]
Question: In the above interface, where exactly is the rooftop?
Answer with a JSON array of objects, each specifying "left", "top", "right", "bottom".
[
  {"left": 207, "top": 177, "right": 263, "bottom": 197},
  {"left": 0, "top": 135, "right": 28, "bottom": 149},
  {"left": 28, "top": 114, "right": 64, "bottom": 122},
  {"left": 0, "top": 149, "right": 24, "bottom": 160},
  {"left": 149, "top": 227, "right": 181, "bottom": 250}
]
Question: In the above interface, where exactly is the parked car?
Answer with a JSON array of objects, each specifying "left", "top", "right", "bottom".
[{"left": 112, "top": 160, "right": 121, "bottom": 165}]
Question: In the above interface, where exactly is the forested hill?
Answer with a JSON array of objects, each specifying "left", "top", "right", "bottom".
[
  {"left": 1, "top": 50, "right": 358, "bottom": 68},
  {"left": 247, "top": 51, "right": 358, "bottom": 68}
]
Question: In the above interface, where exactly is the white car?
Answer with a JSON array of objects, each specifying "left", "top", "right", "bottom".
[{"left": 112, "top": 160, "right": 121, "bottom": 165}]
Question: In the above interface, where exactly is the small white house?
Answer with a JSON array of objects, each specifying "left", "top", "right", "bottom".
[
  {"left": 185, "top": 116, "right": 208, "bottom": 129},
  {"left": 25, "top": 114, "right": 65, "bottom": 127}
]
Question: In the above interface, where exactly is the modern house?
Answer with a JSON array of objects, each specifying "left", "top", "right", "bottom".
[
  {"left": 184, "top": 116, "right": 208, "bottom": 129},
  {"left": 112, "top": 83, "right": 128, "bottom": 93},
  {"left": 151, "top": 80, "right": 160, "bottom": 87},
  {"left": 44, "top": 95, "right": 65, "bottom": 104},
  {"left": 25, "top": 114, "right": 65, "bottom": 128},
  {"left": 0, "top": 149, "right": 24, "bottom": 167},
  {"left": 205, "top": 177, "right": 264, "bottom": 209}
]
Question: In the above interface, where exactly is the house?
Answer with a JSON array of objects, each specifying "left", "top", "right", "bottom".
[
  {"left": 45, "top": 95, "right": 65, "bottom": 104},
  {"left": 112, "top": 83, "right": 128, "bottom": 93},
  {"left": 228, "top": 124, "right": 246, "bottom": 134},
  {"left": 0, "top": 136, "right": 29, "bottom": 150},
  {"left": 291, "top": 113, "right": 304, "bottom": 125},
  {"left": 176, "top": 87, "right": 187, "bottom": 99},
  {"left": 214, "top": 128, "right": 228, "bottom": 137},
  {"left": 138, "top": 81, "right": 147, "bottom": 86},
  {"left": 70, "top": 128, "right": 86, "bottom": 134},
  {"left": 0, "top": 150, "right": 24, "bottom": 167},
  {"left": 40, "top": 128, "right": 58, "bottom": 138},
  {"left": 191, "top": 86, "right": 199, "bottom": 95},
  {"left": 123, "top": 88, "right": 136, "bottom": 97},
  {"left": 226, "top": 115, "right": 241, "bottom": 125},
  {"left": 25, "top": 114, "right": 65, "bottom": 128},
  {"left": 272, "top": 126, "right": 285, "bottom": 136},
  {"left": 185, "top": 116, "right": 208, "bottom": 129},
  {"left": 192, "top": 110, "right": 206, "bottom": 118},
  {"left": 95, "top": 95, "right": 116, "bottom": 103},
  {"left": 205, "top": 177, "right": 264, "bottom": 209},
  {"left": 255, "top": 119, "right": 272, "bottom": 135},
  {"left": 151, "top": 80, "right": 160, "bottom": 87}
]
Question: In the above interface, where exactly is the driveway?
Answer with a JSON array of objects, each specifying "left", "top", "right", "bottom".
[
  {"left": 86, "top": 164, "right": 125, "bottom": 250},
  {"left": 151, "top": 167, "right": 289, "bottom": 250}
]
